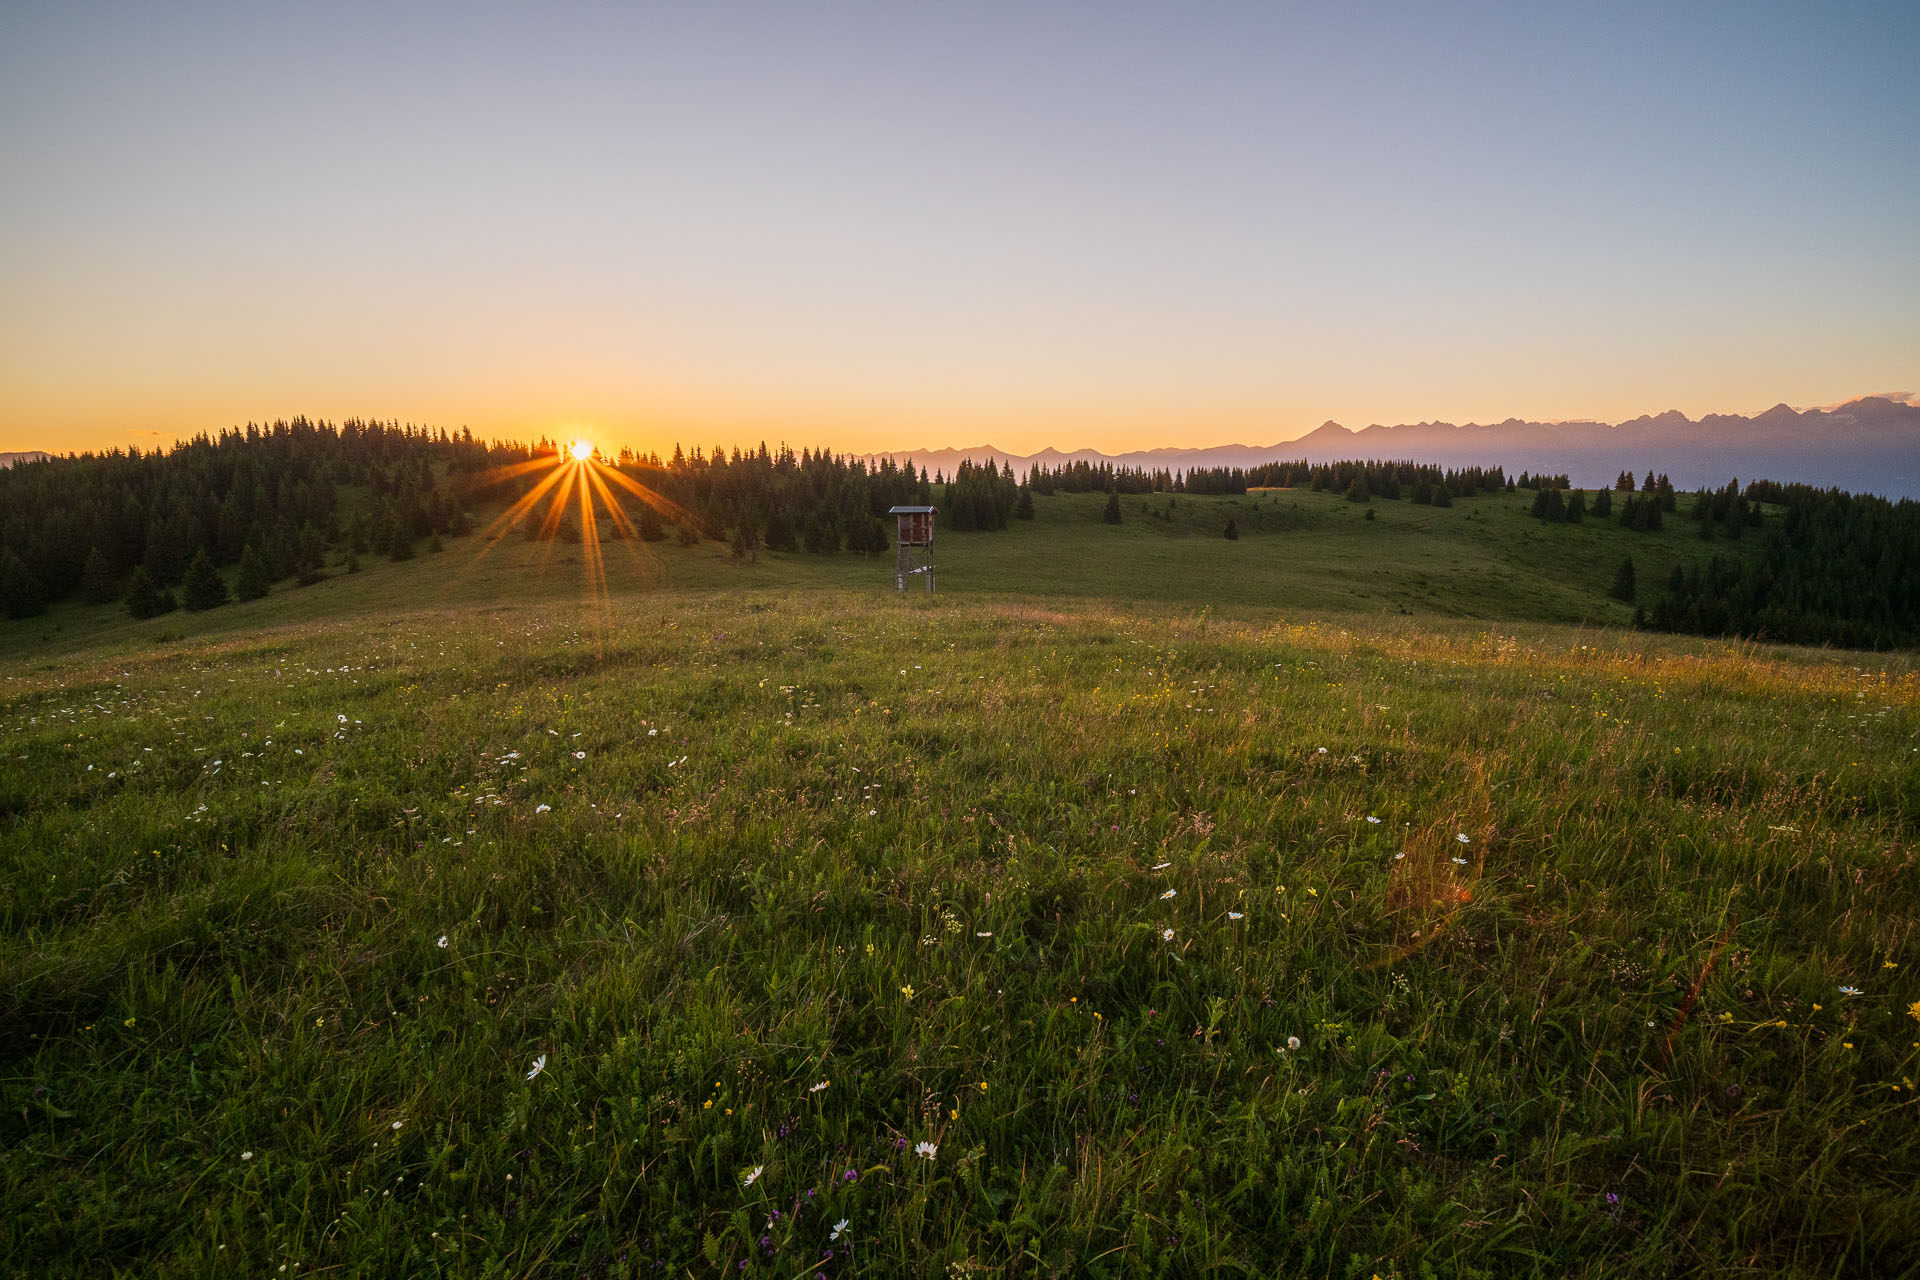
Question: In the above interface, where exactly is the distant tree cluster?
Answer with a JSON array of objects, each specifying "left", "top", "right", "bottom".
[
  {"left": 1646, "top": 483, "right": 1920, "bottom": 649},
  {"left": 1525, "top": 469, "right": 1675, "bottom": 531},
  {"left": 0, "top": 417, "right": 483, "bottom": 619},
  {"left": 586, "top": 443, "right": 937, "bottom": 555},
  {"left": 1686, "top": 479, "right": 1763, "bottom": 541},
  {"left": 1019, "top": 457, "right": 1508, "bottom": 502}
]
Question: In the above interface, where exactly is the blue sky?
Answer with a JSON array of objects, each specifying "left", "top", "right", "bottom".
[{"left": 2, "top": 2, "right": 1915, "bottom": 456}]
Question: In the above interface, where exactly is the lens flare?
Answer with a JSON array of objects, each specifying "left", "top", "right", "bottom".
[{"left": 447, "top": 438, "right": 704, "bottom": 657}]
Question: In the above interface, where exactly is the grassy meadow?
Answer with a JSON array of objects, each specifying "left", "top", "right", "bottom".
[{"left": 3, "top": 486, "right": 1918, "bottom": 1278}]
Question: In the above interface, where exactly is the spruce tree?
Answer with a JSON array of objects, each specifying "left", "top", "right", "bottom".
[
  {"left": 1224, "top": 517, "right": 1238, "bottom": 540},
  {"left": 1014, "top": 488, "right": 1034, "bottom": 520},
  {"left": 762, "top": 509, "right": 796, "bottom": 552},
  {"left": 1610, "top": 557, "right": 1636, "bottom": 602},
  {"left": 387, "top": 509, "right": 416, "bottom": 560},
  {"left": 1565, "top": 489, "right": 1586, "bottom": 522},
  {"left": 637, "top": 503, "right": 666, "bottom": 542},
  {"left": 125, "top": 566, "right": 166, "bottom": 619},
  {"left": 234, "top": 543, "right": 272, "bottom": 601},
  {"left": 1591, "top": 487, "right": 1612, "bottom": 517},
  {"left": 1344, "top": 476, "right": 1369, "bottom": 503},
  {"left": 1102, "top": 491, "right": 1122, "bottom": 524},
  {"left": 0, "top": 549, "right": 45, "bottom": 619},
  {"left": 181, "top": 548, "right": 230, "bottom": 611},
  {"left": 81, "top": 546, "right": 118, "bottom": 605}
]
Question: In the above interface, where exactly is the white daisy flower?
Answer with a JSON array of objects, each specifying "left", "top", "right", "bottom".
[
  {"left": 1162, "top": 928, "right": 1174, "bottom": 941},
  {"left": 1366, "top": 816, "right": 1382, "bottom": 824},
  {"left": 1839, "top": 985, "right": 1861, "bottom": 996},
  {"left": 526, "top": 1053, "right": 548, "bottom": 1080},
  {"left": 743, "top": 1165, "right": 762, "bottom": 1187},
  {"left": 1228, "top": 911, "right": 1244, "bottom": 920},
  {"left": 914, "top": 1141, "right": 937, "bottom": 1160},
  {"left": 1160, "top": 889, "right": 1176, "bottom": 899},
  {"left": 1456, "top": 833, "right": 1471, "bottom": 844},
  {"left": 1151, "top": 862, "right": 1171, "bottom": 870},
  {"left": 534, "top": 803, "right": 551, "bottom": 814},
  {"left": 831, "top": 1218, "right": 849, "bottom": 1241},
  {"left": 436, "top": 935, "right": 448, "bottom": 948},
  {"left": 808, "top": 1080, "right": 829, "bottom": 1093}
]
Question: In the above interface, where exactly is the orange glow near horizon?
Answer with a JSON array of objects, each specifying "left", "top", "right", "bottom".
[{"left": 438, "top": 443, "right": 690, "bottom": 652}]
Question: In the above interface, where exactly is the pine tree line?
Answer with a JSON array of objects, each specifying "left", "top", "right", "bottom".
[
  {"left": 0, "top": 418, "right": 488, "bottom": 619},
  {"left": 1645, "top": 484, "right": 1920, "bottom": 649}
]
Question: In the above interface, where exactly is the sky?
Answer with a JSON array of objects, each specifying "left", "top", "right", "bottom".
[{"left": 2, "top": 1, "right": 1916, "bottom": 459}]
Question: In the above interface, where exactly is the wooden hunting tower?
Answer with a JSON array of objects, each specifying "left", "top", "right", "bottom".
[{"left": 889, "top": 505, "right": 936, "bottom": 593}]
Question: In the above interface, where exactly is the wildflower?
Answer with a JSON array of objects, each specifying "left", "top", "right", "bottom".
[
  {"left": 1451, "top": 856, "right": 1467, "bottom": 865},
  {"left": 1152, "top": 862, "right": 1171, "bottom": 870},
  {"left": 914, "top": 1141, "right": 937, "bottom": 1160},
  {"left": 526, "top": 1053, "right": 548, "bottom": 1080},
  {"left": 899, "top": 984, "right": 915, "bottom": 1001},
  {"left": 436, "top": 934, "right": 448, "bottom": 948},
  {"left": 743, "top": 1165, "right": 763, "bottom": 1187},
  {"left": 868, "top": 809, "right": 877, "bottom": 816},
  {"left": 573, "top": 751, "right": 585, "bottom": 759},
  {"left": 534, "top": 803, "right": 551, "bottom": 814},
  {"left": 1366, "top": 816, "right": 1381, "bottom": 824},
  {"left": 1456, "top": 833, "right": 1470, "bottom": 844},
  {"left": 391, "top": 1120, "right": 403, "bottom": 1130},
  {"left": 1316, "top": 747, "right": 1327, "bottom": 755},
  {"left": 1909, "top": 1000, "right": 1920, "bottom": 1025},
  {"left": 1393, "top": 852, "right": 1405, "bottom": 860},
  {"left": 976, "top": 931, "right": 992, "bottom": 938},
  {"left": 1161, "top": 889, "right": 1176, "bottom": 900},
  {"left": 831, "top": 1218, "right": 849, "bottom": 1241},
  {"left": 241, "top": 1151, "right": 253, "bottom": 1161},
  {"left": 1840, "top": 986, "right": 1862, "bottom": 996},
  {"left": 1228, "top": 911, "right": 1244, "bottom": 920},
  {"left": 1162, "top": 928, "right": 1174, "bottom": 941},
  {"left": 1286, "top": 1036, "right": 1301, "bottom": 1051},
  {"left": 809, "top": 1080, "right": 829, "bottom": 1093}
]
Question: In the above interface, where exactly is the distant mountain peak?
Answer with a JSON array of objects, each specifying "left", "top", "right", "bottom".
[{"left": 857, "top": 396, "right": 1919, "bottom": 498}]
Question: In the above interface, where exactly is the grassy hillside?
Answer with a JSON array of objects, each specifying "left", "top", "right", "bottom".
[
  {"left": 4, "top": 485, "right": 1752, "bottom": 659},
  {"left": 4, "top": 490, "right": 1915, "bottom": 1279}
]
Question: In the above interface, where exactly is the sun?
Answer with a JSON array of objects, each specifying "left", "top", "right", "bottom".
[{"left": 568, "top": 439, "right": 593, "bottom": 462}]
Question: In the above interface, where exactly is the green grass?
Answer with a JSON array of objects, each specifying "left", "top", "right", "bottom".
[{"left": 3, "top": 489, "right": 1916, "bottom": 1278}]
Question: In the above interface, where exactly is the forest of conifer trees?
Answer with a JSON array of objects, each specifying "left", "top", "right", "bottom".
[{"left": 3, "top": 422, "right": 1917, "bottom": 648}]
